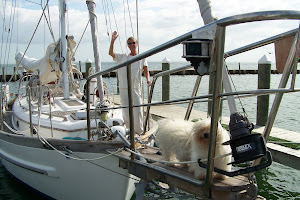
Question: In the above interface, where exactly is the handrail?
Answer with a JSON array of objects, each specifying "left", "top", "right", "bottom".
[
  {"left": 85, "top": 9, "right": 300, "bottom": 191},
  {"left": 87, "top": 10, "right": 300, "bottom": 82},
  {"left": 225, "top": 28, "right": 298, "bottom": 58},
  {"left": 217, "top": 10, "right": 300, "bottom": 27}
]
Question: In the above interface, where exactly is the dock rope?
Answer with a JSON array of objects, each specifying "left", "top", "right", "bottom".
[{"left": 125, "top": 147, "right": 232, "bottom": 165}]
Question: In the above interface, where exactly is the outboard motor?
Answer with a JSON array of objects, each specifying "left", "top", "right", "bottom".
[{"left": 228, "top": 112, "right": 268, "bottom": 164}]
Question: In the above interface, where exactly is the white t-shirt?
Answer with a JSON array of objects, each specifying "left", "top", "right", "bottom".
[{"left": 114, "top": 53, "right": 148, "bottom": 90}]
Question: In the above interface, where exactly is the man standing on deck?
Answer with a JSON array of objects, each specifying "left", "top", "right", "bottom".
[{"left": 109, "top": 31, "right": 151, "bottom": 134}]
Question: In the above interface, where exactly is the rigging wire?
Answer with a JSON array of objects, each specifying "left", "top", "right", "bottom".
[
  {"left": 104, "top": 0, "right": 113, "bottom": 37},
  {"left": 122, "top": 0, "right": 128, "bottom": 41},
  {"left": 7, "top": 0, "right": 50, "bottom": 84},
  {"left": 66, "top": 1, "right": 69, "bottom": 35},
  {"left": 25, "top": 0, "right": 41, "bottom": 6},
  {"left": 136, "top": 0, "right": 139, "bottom": 53},
  {"left": 108, "top": 0, "right": 123, "bottom": 53},
  {"left": 43, "top": 0, "right": 45, "bottom": 54},
  {"left": 73, "top": 20, "right": 90, "bottom": 56},
  {"left": 16, "top": 0, "right": 18, "bottom": 52},
  {"left": 40, "top": 0, "right": 56, "bottom": 43},
  {"left": 46, "top": 2, "right": 55, "bottom": 41},
  {"left": 4, "top": 0, "right": 17, "bottom": 70},
  {"left": 3, "top": 0, "right": 14, "bottom": 67},
  {"left": 0, "top": 0, "right": 8, "bottom": 68},
  {"left": 126, "top": 0, "right": 134, "bottom": 38},
  {"left": 101, "top": 0, "right": 110, "bottom": 39},
  {"left": 0, "top": 0, "right": 17, "bottom": 71}
]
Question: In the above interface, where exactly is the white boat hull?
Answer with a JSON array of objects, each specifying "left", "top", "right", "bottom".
[{"left": 0, "top": 132, "right": 137, "bottom": 200}]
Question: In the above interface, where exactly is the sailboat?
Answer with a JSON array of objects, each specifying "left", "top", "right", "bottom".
[
  {"left": 1, "top": 0, "right": 300, "bottom": 199},
  {"left": 0, "top": 0, "right": 157, "bottom": 199}
]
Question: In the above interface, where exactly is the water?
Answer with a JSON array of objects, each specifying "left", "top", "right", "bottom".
[{"left": 0, "top": 62, "right": 299, "bottom": 199}]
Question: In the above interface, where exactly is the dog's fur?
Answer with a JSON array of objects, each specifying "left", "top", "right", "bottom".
[
  {"left": 155, "top": 118, "right": 232, "bottom": 180},
  {"left": 155, "top": 119, "right": 194, "bottom": 165}
]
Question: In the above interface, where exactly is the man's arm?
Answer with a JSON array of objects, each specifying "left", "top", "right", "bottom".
[
  {"left": 109, "top": 31, "right": 118, "bottom": 59},
  {"left": 143, "top": 66, "right": 151, "bottom": 86}
]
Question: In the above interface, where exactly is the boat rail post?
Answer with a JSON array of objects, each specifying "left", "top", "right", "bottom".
[
  {"left": 45, "top": 85, "right": 54, "bottom": 138},
  {"left": 126, "top": 64, "right": 135, "bottom": 161},
  {"left": 27, "top": 83, "right": 33, "bottom": 137},
  {"left": 290, "top": 27, "right": 300, "bottom": 90},
  {"left": 204, "top": 24, "right": 226, "bottom": 189},
  {"left": 86, "top": 77, "right": 91, "bottom": 140}
]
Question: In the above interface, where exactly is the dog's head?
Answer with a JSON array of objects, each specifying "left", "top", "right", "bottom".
[{"left": 192, "top": 119, "right": 225, "bottom": 148}]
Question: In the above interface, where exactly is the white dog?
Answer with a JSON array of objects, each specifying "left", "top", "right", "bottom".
[
  {"left": 155, "top": 119, "right": 194, "bottom": 165},
  {"left": 155, "top": 118, "right": 232, "bottom": 180}
]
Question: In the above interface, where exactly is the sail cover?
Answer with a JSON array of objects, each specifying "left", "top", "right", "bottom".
[{"left": 15, "top": 43, "right": 61, "bottom": 84}]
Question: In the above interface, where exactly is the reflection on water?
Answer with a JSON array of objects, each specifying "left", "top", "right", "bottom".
[
  {"left": 0, "top": 162, "right": 49, "bottom": 200},
  {"left": 256, "top": 162, "right": 300, "bottom": 200}
]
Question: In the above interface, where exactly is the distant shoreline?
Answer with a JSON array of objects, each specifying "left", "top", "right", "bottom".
[{"left": 1, "top": 69, "right": 299, "bottom": 82}]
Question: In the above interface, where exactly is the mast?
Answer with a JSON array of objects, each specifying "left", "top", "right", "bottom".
[
  {"left": 197, "top": 0, "right": 216, "bottom": 25},
  {"left": 86, "top": 0, "right": 104, "bottom": 102},
  {"left": 60, "top": 0, "right": 69, "bottom": 99}
]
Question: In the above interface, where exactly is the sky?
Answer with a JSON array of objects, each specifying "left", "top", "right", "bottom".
[{"left": 0, "top": 0, "right": 299, "bottom": 65}]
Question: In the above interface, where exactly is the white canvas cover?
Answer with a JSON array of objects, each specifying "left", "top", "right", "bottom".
[{"left": 15, "top": 43, "right": 61, "bottom": 84}]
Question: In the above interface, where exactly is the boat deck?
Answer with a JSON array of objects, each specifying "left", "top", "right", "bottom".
[{"left": 113, "top": 146, "right": 257, "bottom": 200}]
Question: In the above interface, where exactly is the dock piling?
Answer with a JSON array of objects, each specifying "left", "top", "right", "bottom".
[
  {"left": 79, "top": 61, "right": 82, "bottom": 72},
  {"left": 13, "top": 67, "right": 17, "bottom": 81},
  {"left": 162, "top": 57, "right": 170, "bottom": 101},
  {"left": 256, "top": 55, "right": 271, "bottom": 125},
  {"left": 85, "top": 59, "right": 92, "bottom": 77}
]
